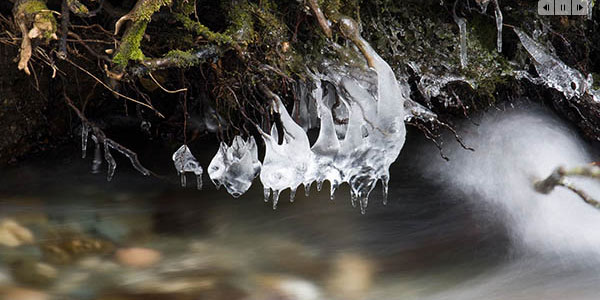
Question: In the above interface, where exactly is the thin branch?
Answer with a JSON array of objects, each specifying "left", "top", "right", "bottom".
[
  {"left": 64, "top": 57, "right": 165, "bottom": 118},
  {"left": 63, "top": 92, "right": 160, "bottom": 180},
  {"left": 534, "top": 165, "right": 600, "bottom": 208},
  {"left": 148, "top": 72, "right": 187, "bottom": 94}
]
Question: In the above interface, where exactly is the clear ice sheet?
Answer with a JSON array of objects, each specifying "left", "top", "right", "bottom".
[
  {"left": 208, "top": 136, "right": 261, "bottom": 198},
  {"left": 172, "top": 145, "right": 203, "bottom": 190}
]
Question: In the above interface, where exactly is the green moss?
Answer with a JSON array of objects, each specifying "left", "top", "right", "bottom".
[
  {"left": 174, "top": 1, "right": 233, "bottom": 44},
  {"left": 164, "top": 49, "right": 200, "bottom": 68},
  {"left": 176, "top": 14, "right": 234, "bottom": 44},
  {"left": 18, "top": 0, "right": 47, "bottom": 15},
  {"left": 113, "top": 22, "right": 147, "bottom": 67},
  {"left": 132, "top": 0, "right": 172, "bottom": 22},
  {"left": 16, "top": 0, "right": 57, "bottom": 41},
  {"left": 592, "top": 73, "right": 600, "bottom": 90},
  {"left": 225, "top": 1, "right": 256, "bottom": 45},
  {"left": 67, "top": 0, "right": 89, "bottom": 15},
  {"left": 112, "top": 0, "right": 172, "bottom": 67}
]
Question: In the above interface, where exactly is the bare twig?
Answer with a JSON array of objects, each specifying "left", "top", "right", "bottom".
[
  {"left": 534, "top": 165, "right": 600, "bottom": 208},
  {"left": 148, "top": 72, "right": 187, "bottom": 94},
  {"left": 57, "top": 0, "right": 69, "bottom": 60}
]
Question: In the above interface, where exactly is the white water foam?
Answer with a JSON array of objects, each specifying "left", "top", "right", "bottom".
[{"left": 425, "top": 105, "right": 600, "bottom": 258}]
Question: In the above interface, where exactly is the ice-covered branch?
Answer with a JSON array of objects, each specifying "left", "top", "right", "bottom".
[
  {"left": 64, "top": 94, "right": 151, "bottom": 181},
  {"left": 514, "top": 28, "right": 598, "bottom": 102}
]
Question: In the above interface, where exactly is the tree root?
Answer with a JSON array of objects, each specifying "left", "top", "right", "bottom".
[
  {"left": 129, "top": 46, "right": 219, "bottom": 76},
  {"left": 13, "top": 0, "right": 58, "bottom": 75},
  {"left": 405, "top": 98, "right": 474, "bottom": 160},
  {"left": 534, "top": 165, "right": 600, "bottom": 208},
  {"left": 306, "top": 0, "right": 332, "bottom": 39}
]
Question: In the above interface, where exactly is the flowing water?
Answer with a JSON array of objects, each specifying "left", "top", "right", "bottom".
[{"left": 0, "top": 103, "right": 599, "bottom": 299}]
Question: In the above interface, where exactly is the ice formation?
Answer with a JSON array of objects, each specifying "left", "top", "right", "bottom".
[
  {"left": 453, "top": 0, "right": 502, "bottom": 65},
  {"left": 208, "top": 136, "right": 261, "bottom": 198},
  {"left": 291, "top": 82, "right": 319, "bottom": 131},
  {"left": 479, "top": 0, "right": 503, "bottom": 53},
  {"left": 81, "top": 123, "right": 89, "bottom": 158},
  {"left": 254, "top": 17, "right": 407, "bottom": 213},
  {"left": 514, "top": 28, "right": 599, "bottom": 102},
  {"left": 172, "top": 145, "right": 203, "bottom": 190},
  {"left": 454, "top": 15, "right": 468, "bottom": 68},
  {"left": 494, "top": 0, "right": 503, "bottom": 53},
  {"left": 418, "top": 74, "right": 477, "bottom": 103}
]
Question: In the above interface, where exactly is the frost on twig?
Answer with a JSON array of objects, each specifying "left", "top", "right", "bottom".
[
  {"left": 172, "top": 145, "right": 203, "bottom": 190},
  {"left": 534, "top": 165, "right": 600, "bottom": 208}
]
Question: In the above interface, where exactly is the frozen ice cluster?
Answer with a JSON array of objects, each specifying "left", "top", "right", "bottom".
[
  {"left": 165, "top": 20, "right": 409, "bottom": 213},
  {"left": 199, "top": 23, "right": 408, "bottom": 214}
]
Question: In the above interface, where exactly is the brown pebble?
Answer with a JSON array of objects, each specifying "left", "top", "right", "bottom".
[
  {"left": 326, "top": 253, "right": 375, "bottom": 300},
  {"left": 0, "top": 287, "right": 49, "bottom": 300},
  {"left": 115, "top": 247, "right": 162, "bottom": 268}
]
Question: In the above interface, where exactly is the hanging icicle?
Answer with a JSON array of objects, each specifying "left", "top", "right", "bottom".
[{"left": 494, "top": 0, "right": 503, "bottom": 53}]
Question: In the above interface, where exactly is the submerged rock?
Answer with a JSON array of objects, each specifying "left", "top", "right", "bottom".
[
  {"left": 115, "top": 248, "right": 162, "bottom": 268},
  {"left": 0, "top": 219, "right": 34, "bottom": 248},
  {"left": 40, "top": 229, "right": 114, "bottom": 264},
  {"left": 10, "top": 260, "right": 58, "bottom": 287}
]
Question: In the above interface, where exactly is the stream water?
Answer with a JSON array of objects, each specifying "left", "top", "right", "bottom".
[{"left": 0, "top": 103, "right": 599, "bottom": 300}]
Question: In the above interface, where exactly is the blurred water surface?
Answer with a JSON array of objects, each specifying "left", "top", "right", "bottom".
[{"left": 0, "top": 104, "right": 599, "bottom": 300}]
